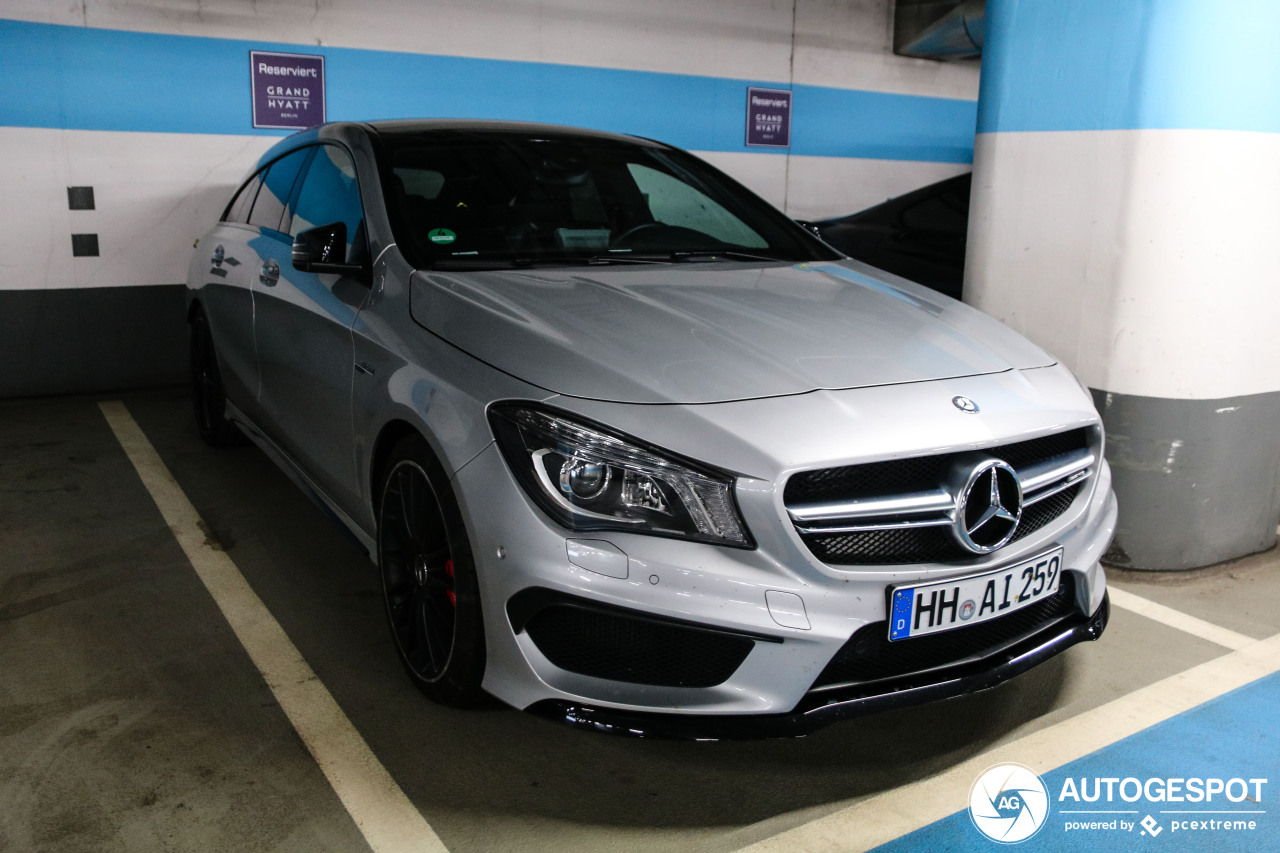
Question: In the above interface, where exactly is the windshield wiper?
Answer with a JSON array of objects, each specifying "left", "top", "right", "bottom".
[
  {"left": 427, "top": 250, "right": 789, "bottom": 271},
  {"left": 668, "top": 250, "right": 789, "bottom": 263},
  {"left": 538, "top": 254, "right": 668, "bottom": 266},
  {"left": 429, "top": 254, "right": 666, "bottom": 271}
]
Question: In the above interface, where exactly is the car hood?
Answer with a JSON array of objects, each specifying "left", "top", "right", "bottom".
[{"left": 408, "top": 260, "right": 1055, "bottom": 404}]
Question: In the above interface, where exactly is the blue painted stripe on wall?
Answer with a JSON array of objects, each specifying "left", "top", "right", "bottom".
[
  {"left": 869, "top": 671, "right": 1280, "bottom": 852},
  {"left": 0, "top": 18, "right": 975, "bottom": 163},
  {"left": 979, "top": 0, "right": 1280, "bottom": 134}
]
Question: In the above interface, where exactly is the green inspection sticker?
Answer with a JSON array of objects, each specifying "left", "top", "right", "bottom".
[{"left": 428, "top": 228, "right": 457, "bottom": 245}]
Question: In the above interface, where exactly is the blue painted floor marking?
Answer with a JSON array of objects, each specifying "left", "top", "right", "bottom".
[{"left": 869, "top": 670, "right": 1280, "bottom": 851}]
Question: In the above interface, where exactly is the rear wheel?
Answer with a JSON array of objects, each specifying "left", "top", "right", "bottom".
[
  {"left": 377, "top": 434, "right": 486, "bottom": 706},
  {"left": 189, "top": 311, "right": 240, "bottom": 447}
]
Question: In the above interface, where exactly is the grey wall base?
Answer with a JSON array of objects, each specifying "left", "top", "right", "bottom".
[
  {"left": 1093, "top": 388, "right": 1280, "bottom": 571},
  {"left": 0, "top": 285, "right": 188, "bottom": 399}
]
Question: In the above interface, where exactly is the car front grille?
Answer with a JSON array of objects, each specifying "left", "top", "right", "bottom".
[
  {"left": 785, "top": 427, "right": 1094, "bottom": 566},
  {"left": 810, "top": 571, "right": 1081, "bottom": 691}
]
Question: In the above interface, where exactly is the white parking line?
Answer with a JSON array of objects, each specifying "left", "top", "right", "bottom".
[
  {"left": 99, "top": 401, "right": 448, "bottom": 853},
  {"left": 732, "top": 629, "right": 1280, "bottom": 853},
  {"left": 1107, "top": 586, "right": 1256, "bottom": 650}
]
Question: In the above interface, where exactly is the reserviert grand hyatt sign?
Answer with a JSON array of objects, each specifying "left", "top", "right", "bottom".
[
  {"left": 746, "top": 87, "right": 791, "bottom": 148},
  {"left": 251, "top": 51, "right": 326, "bottom": 130}
]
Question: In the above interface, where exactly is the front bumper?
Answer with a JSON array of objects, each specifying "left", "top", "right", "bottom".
[
  {"left": 529, "top": 593, "right": 1109, "bottom": 739},
  {"left": 451, "top": 370, "right": 1118, "bottom": 733}
]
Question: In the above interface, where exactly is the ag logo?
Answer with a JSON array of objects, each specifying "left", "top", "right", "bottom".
[{"left": 969, "top": 763, "right": 1049, "bottom": 843}]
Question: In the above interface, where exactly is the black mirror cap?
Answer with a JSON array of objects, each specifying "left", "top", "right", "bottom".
[{"left": 292, "top": 222, "right": 365, "bottom": 276}]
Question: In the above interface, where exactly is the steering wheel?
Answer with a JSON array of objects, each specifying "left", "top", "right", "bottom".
[{"left": 611, "top": 222, "right": 710, "bottom": 250}]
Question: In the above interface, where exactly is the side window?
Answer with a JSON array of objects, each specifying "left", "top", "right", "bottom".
[
  {"left": 290, "top": 145, "right": 366, "bottom": 264},
  {"left": 224, "top": 173, "right": 263, "bottom": 224},
  {"left": 247, "top": 148, "right": 310, "bottom": 233},
  {"left": 627, "top": 164, "right": 767, "bottom": 248}
]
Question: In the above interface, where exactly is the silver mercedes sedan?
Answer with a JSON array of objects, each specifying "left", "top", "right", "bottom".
[{"left": 187, "top": 120, "right": 1115, "bottom": 738}]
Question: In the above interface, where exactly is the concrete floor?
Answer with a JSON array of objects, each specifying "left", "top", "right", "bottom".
[{"left": 2, "top": 388, "right": 1278, "bottom": 852}]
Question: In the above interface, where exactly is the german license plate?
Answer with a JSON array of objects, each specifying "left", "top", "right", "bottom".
[{"left": 887, "top": 547, "right": 1064, "bottom": 641}]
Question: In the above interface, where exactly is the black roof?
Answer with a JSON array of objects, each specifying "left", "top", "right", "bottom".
[
  {"left": 363, "top": 118, "right": 665, "bottom": 148},
  {"left": 254, "top": 119, "right": 670, "bottom": 174}
]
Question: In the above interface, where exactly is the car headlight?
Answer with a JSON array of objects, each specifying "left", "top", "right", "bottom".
[{"left": 488, "top": 404, "right": 752, "bottom": 548}]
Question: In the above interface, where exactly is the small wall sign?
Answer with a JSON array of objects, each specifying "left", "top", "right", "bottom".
[
  {"left": 745, "top": 87, "right": 792, "bottom": 148},
  {"left": 250, "top": 50, "right": 326, "bottom": 130}
]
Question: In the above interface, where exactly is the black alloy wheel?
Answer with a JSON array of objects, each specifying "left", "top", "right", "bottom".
[
  {"left": 190, "top": 311, "right": 240, "bottom": 447},
  {"left": 378, "top": 434, "right": 486, "bottom": 706}
]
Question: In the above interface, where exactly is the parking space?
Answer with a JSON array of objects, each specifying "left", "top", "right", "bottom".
[
  {"left": 0, "top": 394, "right": 367, "bottom": 852},
  {"left": 3, "top": 389, "right": 1279, "bottom": 852}
]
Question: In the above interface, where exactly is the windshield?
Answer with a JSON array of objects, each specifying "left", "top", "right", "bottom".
[{"left": 375, "top": 130, "right": 840, "bottom": 269}]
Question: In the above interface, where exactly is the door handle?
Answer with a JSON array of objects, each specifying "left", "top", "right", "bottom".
[
  {"left": 259, "top": 259, "right": 280, "bottom": 287},
  {"left": 211, "top": 245, "right": 225, "bottom": 267}
]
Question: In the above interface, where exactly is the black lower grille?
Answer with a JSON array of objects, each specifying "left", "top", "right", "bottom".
[
  {"left": 525, "top": 605, "right": 754, "bottom": 688},
  {"left": 802, "top": 525, "right": 963, "bottom": 565},
  {"left": 1013, "top": 484, "right": 1082, "bottom": 542},
  {"left": 812, "top": 572, "right": 1080, "bottom": 690}
]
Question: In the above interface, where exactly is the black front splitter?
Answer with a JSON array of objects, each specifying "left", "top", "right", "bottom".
[{"left": 527, "top": 593, "right": 1109, "bottom": 741}]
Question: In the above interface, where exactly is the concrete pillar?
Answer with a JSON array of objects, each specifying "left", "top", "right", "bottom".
[{"left": 965, "top": 0, "right": 1280, "bottom": 570}]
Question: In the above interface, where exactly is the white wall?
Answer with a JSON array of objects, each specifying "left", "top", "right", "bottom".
[
  {"left": 0, "top": 0, "right": 978, "bottom": 291},
  {"left": 6, "top": 0, "right": 978, "bottom": 96},
  {"left": 966, "top": 128, "right": 1280, "bottom": 400}
]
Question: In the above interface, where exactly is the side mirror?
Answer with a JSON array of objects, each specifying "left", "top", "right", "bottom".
[{"left": 292, "top": 222, "right": 365, "bottom": 276}]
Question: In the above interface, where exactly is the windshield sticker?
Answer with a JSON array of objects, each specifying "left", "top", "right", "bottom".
[{"left": 428, "top": 228, "right": 457, "bottom": 245}]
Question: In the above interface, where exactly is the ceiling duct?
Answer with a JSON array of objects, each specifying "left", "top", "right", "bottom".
[{"left": 894, "top": 0, "right": 985, "bottom": 60}]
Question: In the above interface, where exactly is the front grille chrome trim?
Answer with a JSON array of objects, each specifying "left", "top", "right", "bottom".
[
  {"left": 784, "top": 437, "right": 1097, "bottom": 564},
  {"left": 1021, "top": 450, "right": 1094, "bottom": 506},
  {"left": 788, "top": 488, "right": 952, "bottom": 523},
  {"left": 793, "top": 515, "right": 954, "bottom": 535}
]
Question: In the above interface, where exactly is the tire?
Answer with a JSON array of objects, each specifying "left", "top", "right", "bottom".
[
  {"left": 377, "top": 434, "right": 487, "bottom": 706},
  {"left": 189, "top": 311, "right": 241, "bottom": 447}
]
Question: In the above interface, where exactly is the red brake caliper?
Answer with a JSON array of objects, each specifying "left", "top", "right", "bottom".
[{"left": 444, "top": 559, "right": 456, "bottom": 607}]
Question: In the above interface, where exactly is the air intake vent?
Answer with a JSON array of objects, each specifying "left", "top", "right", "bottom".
[{"left": 508, "top": 590, "right": 763, "bottom": 688}]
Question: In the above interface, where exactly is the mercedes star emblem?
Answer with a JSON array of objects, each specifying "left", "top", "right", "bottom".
[
  {"left": 952, "top": 395, "right": 979, "bottom": 413},
  {"left": 952, "top": 458, "right": 1023, "bottom": 553}
]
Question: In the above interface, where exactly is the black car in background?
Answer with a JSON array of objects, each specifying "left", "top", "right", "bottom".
[{"left": 813, "top": 172, "right": 970, "bottom": 300}]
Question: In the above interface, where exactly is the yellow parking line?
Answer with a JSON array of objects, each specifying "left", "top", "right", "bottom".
[
  {"left": 99, "top": 401, "right": 448, "bottom": 853},
  {"left": 1107, "top": 586, "right": 1255, "bottom": 650}
]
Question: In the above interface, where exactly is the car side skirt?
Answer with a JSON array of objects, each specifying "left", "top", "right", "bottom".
[{"left": 225, "top": 400, "right": 377, "bottom": 558}]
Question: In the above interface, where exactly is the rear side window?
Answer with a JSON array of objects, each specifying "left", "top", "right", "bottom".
[
  {"left": 247, "top": 148, "right": 311, "bottom": 233},
  {"left": 290, "top": 145, "right": 366, "bottom": 264}
]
